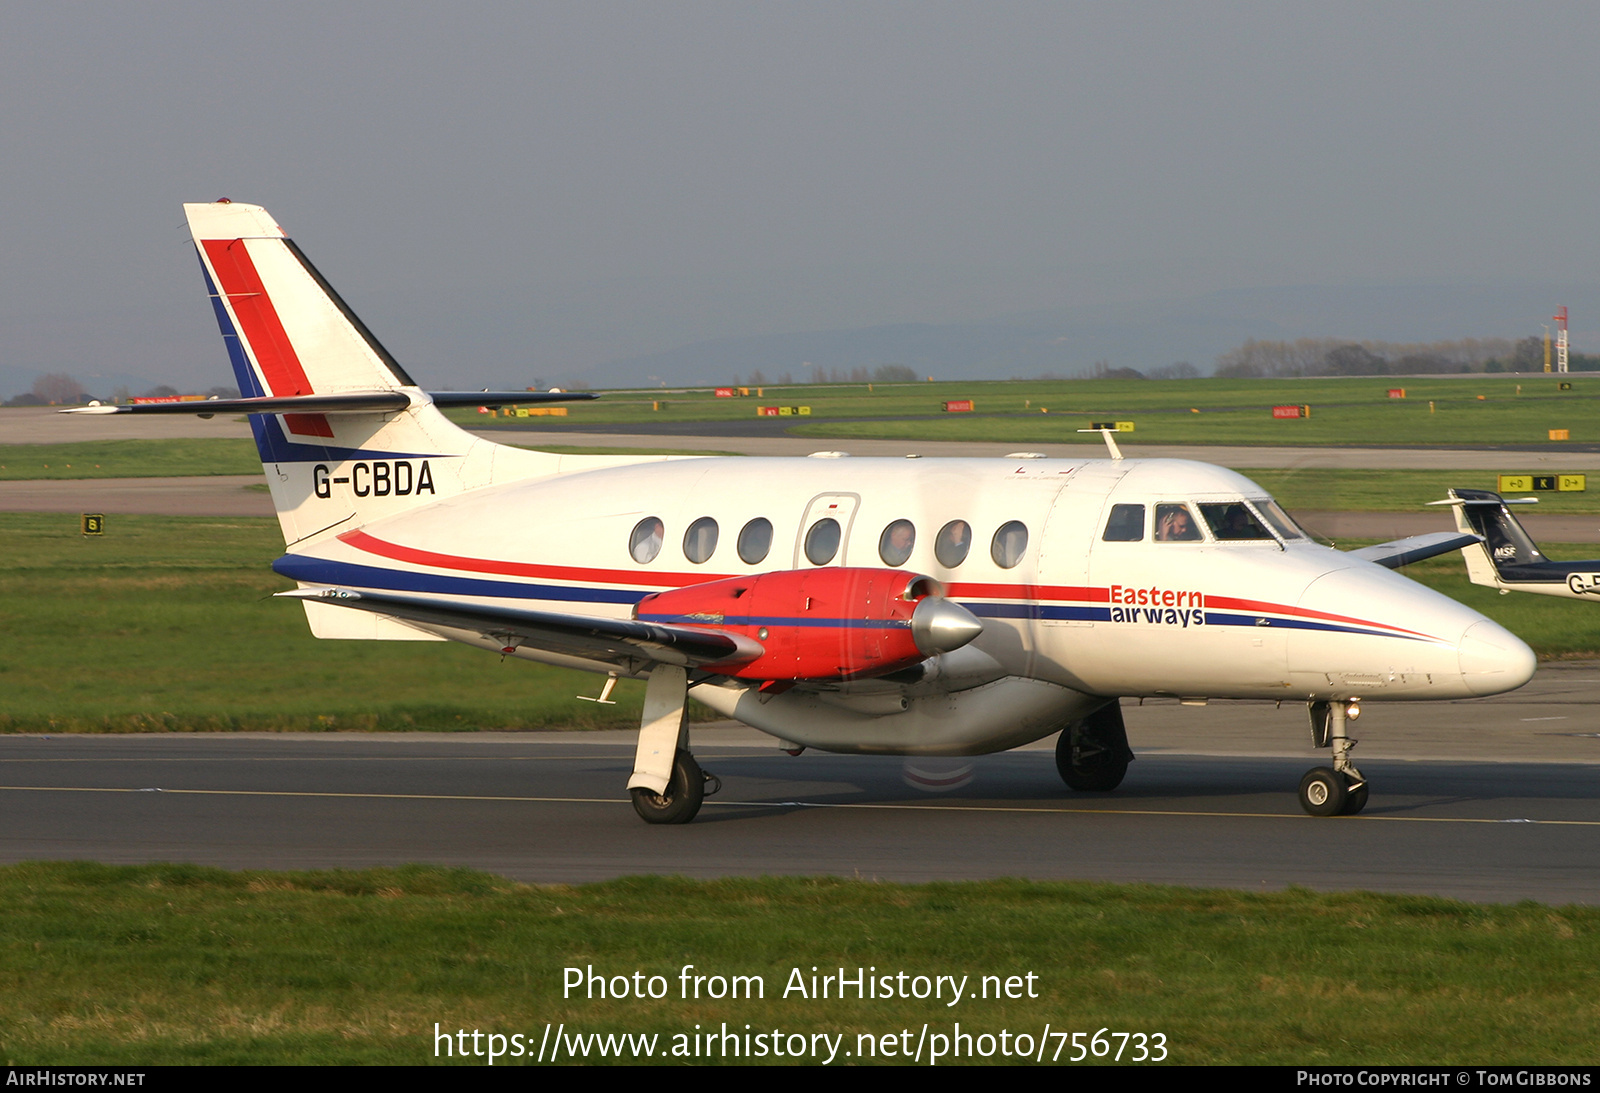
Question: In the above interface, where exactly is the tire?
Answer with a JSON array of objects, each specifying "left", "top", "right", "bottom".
[
  {"left": 1056, "top": 705, "right": 1132, "bottom": 792},
  {"left": 630, "top": 750, "right": 705, "bottom": 824},
  {"left": 1341, "top": 778, "right": 1369, "bottom": 816},
  {"left": 1298, "top": 766, "right": 1347, "bottom": 817}
]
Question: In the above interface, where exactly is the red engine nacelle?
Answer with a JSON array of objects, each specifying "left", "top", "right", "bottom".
[{"left": 635, "top": 568, "right": 983, "bottom": 681}]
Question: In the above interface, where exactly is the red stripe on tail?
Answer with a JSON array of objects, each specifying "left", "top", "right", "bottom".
[{"left": 201, "top": 238, "right": 314, "bottom": 397}]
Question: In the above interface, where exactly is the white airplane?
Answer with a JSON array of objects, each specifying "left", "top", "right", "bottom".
[
  {"left": 70, "top": 201, "right": 1537, "bottom": 822},
  {"left": 1441, "top": 487, "right": 1600, "bottom": 599}
]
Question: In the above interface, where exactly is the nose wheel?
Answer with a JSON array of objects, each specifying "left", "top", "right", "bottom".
[
  {"left": 1298, "top": 766, "right": 1367, "bottom": 816},
  {"left": 1301, "top": 700, "right": 1368, "bottom": 816}
]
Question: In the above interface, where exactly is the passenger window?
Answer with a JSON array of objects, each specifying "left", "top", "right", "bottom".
[
  {"left": 683, "top": 517, "right": 719, "bottom": 563},
  {"left": 991, "top": 521, "right": 1028, "bottom": 568},
  {"left": 737, "top": 517, "right": 773, "bottom": 564},
  {"left": 934, "top": 519, "right": 972, "bottom": 567},
  {"left": 879, "top": 519, "right": 915, "bottom": 566},
  {"left": 1153, "top": 504, "right": 1202, "bottom": 542},
  {"left": 1102, "top": 504, "right": 1145, "bottom": 542},
  {"left": 1199, "top": 502, "right": 1273, "bottom": 541},
  {"left": 805, "top": 518, "right": 841, "bottom": 565},
  {"left": 630, "top": 516, "right": 664, "bottom": 563}
]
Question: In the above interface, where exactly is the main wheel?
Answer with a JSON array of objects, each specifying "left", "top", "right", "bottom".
[
  {"left": 1056, "top": 705, "right": 1132, "bottom": 792},
  {"left": 630, "top": 750, "right": 705, "bottom": 824},
  {"left": 1298, "top": 766, "right": 1347, "bottom": 817}
]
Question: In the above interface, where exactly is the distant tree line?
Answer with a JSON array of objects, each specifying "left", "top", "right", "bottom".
[
  {"left": 2, "top": 375, "right": 240, "bottom": 407},
  {"left": 1207, "top": 336, "right": 1600, "bottom": 378},
  {"left": 728, "top": 364, "right": 920, "bottom": 386}
]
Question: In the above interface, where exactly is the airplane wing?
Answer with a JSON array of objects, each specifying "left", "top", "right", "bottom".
[
  {"left": 276, "top": 586, "right": 763, "bottom": 672},
  {"left": 1347, "top": 531, "right": 1484, "bottom": 570}
]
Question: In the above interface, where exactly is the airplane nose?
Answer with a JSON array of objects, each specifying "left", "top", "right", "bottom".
[
  {"left": 1457, "top": 618, "right": 1537, "bottom": 696},
  {"left": 911, "top": 597, "right": 985, "bottom": 656}
]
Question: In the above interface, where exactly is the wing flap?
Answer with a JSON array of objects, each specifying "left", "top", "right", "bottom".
[{"left": 276, "top": 586, "right": 763, "bottom": 670}]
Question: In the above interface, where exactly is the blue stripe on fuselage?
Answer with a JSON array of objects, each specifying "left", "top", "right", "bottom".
[
  {"left": 273, "top": 557, "right": 1429, "bottom": 641},
  {"left": 967, "top": 602, "right": 1109, "bottom": 622},
  {"left": 272, "top": 555, "right": 644, "bottom": 605},
  {"left": 638, "top": 612, "right": 912, "bottom": 630}
]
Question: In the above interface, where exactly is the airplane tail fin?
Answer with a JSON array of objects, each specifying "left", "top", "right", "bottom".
[
  {"left": 185, "top": 200, "right": 561, "bottom": 547},
  {"left": 1444, "top": 488, "right": 1546, "bottom": 587}
]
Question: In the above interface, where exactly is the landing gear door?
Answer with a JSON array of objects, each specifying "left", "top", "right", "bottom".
[{"left": 794, "top": 493, "right": 860, "bottom": 568}]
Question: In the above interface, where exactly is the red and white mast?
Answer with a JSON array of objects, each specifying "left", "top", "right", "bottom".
[{"left": 1554, "top": 306, "right": 1569, "bottom": 374}]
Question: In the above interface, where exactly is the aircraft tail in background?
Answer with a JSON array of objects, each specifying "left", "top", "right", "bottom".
[{"left": 1440, "top": 487, "right": 1600, "bottom": 600}]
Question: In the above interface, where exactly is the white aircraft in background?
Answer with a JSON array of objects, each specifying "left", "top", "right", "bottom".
[
  {"left": 1441, "top": 487, "right": 1600, "bottom": 600},
  {"left": 70, "top": 201, "right": 1536, "bottom": 822}
]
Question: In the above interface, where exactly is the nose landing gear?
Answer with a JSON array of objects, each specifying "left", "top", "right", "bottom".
[{"left": 1300, "top": 700, "right": 1367, "bottom": 816}]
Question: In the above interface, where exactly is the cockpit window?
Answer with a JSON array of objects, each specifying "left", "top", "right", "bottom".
[
  {"left": 1154, "top": 504, "right": 1202, "bottom": 542},
  {"left": 1102, "top": 504, "right": 1145, "bottom": 542},
  {"left": 1198, "top": 502, "right": 1274, "bottom": 541},
  {"left": 1251, "top": 499, "right": 1306, "bottom": 540}
]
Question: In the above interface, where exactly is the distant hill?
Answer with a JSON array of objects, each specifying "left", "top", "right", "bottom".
[{"left": 576, "top": 282, "right": 1594, "bottom": 388}]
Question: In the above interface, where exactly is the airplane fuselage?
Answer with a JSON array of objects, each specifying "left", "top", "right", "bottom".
[{"left": 272, "top": 451, "right": 1535, "bottom": 756}]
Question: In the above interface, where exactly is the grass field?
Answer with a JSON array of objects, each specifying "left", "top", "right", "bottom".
[
  {"left": 1, "top": 863, "right": 1595, "bottom": 1065},
  {"left": 0, "top": 439, "right": 261, "bottom": 480},
  {"left": 0, "top": 514, "right": 647, "bottom": 733},
  {"left": 3, "top": 512, "right": 1600, "bottom": 737},
  {"left": 1239, "top": 468, "right": 1600, "bottom": 515}
]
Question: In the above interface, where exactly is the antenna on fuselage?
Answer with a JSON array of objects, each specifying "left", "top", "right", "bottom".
[{"left": 1078, "top": 427, "right": 1124, "bottom": 460}]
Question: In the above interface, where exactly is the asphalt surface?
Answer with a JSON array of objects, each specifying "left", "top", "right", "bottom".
[{"left": 2, "top": 665, "right": 1597, "bottom": 903}]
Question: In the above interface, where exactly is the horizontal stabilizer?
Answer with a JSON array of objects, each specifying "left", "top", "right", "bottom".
[
  {"left": 277, "top": 586, "right": 763, "bottom": 671},
  {"left": 61, "top": 390, "right": 596, "bottom": 416},
  {"left": 1348, "top": 531, "right": 1484, "bottom": 570}
]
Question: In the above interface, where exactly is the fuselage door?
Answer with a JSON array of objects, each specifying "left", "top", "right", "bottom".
[{"left": 794, "top": 493, "right": 861, "bottom": 568}]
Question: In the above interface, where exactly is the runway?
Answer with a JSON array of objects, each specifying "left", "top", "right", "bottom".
[{"left": 3, "top": 665, "right": 1596, "bottom": 904}]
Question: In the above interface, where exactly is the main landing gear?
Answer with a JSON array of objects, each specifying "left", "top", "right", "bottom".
[
  {"left": 1056, "top": 702, "right": 1135, "bottom": 792},
  {"left": 627, "top": 665, "right": 720, "bottom": 824},
  {"left": 630, "top": 749, "right": 722, "bottom": 824},
  {"left": 1299, "top": 700, "right": 1367, "bottom": 816}
]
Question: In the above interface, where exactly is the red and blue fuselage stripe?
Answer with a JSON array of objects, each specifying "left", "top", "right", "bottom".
[{"left": 279, "top": 532, "right": 1446, "bottom": 644}]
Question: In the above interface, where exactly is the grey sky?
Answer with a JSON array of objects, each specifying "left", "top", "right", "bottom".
[{"left": 2, "top": 2, "right": 1596, "bottom": 393}]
